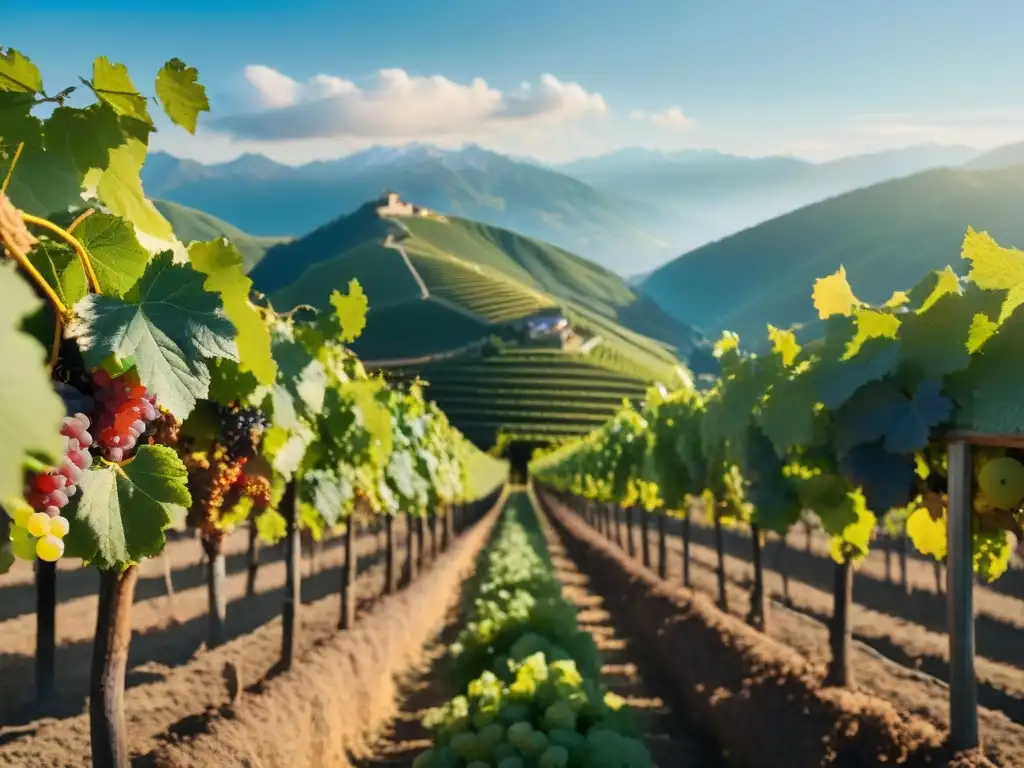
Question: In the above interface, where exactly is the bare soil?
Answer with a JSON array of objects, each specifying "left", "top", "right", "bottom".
[
  {"left": 0, "top": 500, "right": 498, "bottom": 768},
  {"left": 549, "top": 494, "right": 1020, "bottom": 767}
]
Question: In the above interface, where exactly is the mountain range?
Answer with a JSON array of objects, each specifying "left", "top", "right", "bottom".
[
  {"left": 142, "top": 141, "right": 998, "bottom": 277},
  {"left": 641, "top": 163, "right": 1024, "bottom": 342}
]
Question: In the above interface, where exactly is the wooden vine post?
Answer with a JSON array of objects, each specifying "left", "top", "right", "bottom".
[
  {"left": 280, "top": 480, "right": 300, "bottom": 672},
  {"left": 442, "top": 504, "right": 453, "bottom": 551},
  {"left": 416, "top": 515, "right": 425, "bottom": 571},
  {"left": 429, "top": 511, "right": 438, "bottom": 560},
  {"left": 825, "top": 559, "right": 854, "bottom": 687},
  {"left": 681, "top": 511, "right": 692, "bottom": 587},
  {"left": 403, "top": 513, "right": 417, "bottom": 586},
  {"left": 625, "top": 506, "right": 636, "bottom": 558},
  {"left": 90, "top": 565, "right": 140, "bottom": 768},
  {"left": 713, "top": 506, "right": 729, "bottom": 611},
  {"left": 202, "top": 532, "right": 228, "bottom": 648}
]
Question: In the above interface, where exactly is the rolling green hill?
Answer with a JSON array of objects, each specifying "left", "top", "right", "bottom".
[
  {"left": 153, "top": 200, "right": 291, "bottom": 270},
  {"left": 257, "top": 199, "right": 713, "bottom": 378},
  {"left": 251, "top": 196, "right": 710, "bottom": 448},
  {"left": 641, "top": 165, "right": 1024, "bottom": 342}
]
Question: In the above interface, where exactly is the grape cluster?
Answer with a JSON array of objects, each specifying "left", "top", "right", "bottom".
[
  {"left": 185, "top": 447, "right": 248, "bottom": 536},
  {"left": 17, "top": 414, "right": 93, "bottom": 562},
  {"left": 219, "top": 405, "right": 267, "bottom": 461},
  {"left": 242, "top": 474, "right": 272, "bottom": 506},
  {"left": 93, "top": 369, "right": 159, "bottom": 462},
  {"left": 148, "top": 408, "right": 182, "bottom": 448}
]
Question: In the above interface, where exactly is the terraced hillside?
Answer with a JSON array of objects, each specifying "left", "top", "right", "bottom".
[
  {"left": 253, "top": 199, "right": 713, "bottom": 376},
  {"left": 386, "top": 345, "right": 651, "bottom": 447}
]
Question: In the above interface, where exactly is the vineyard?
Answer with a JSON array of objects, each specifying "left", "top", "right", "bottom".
[{"left": 4, "top": 40, "right": 1024, "bottom": 768}]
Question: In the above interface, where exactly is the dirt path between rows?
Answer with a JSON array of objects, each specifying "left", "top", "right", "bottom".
[
  {"left": 580, "top": 505, "right": 1024, "bottom": 766},
  {"left": 539, "top": 499, "right": 723, "bottom": 766}
]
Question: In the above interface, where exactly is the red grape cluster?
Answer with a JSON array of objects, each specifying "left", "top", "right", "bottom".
[
  {"left": 26, "top": 413, "right": 93, "bottom": 521},
  {"left": 93, "top": 369, "right": 159, "bottom": 462}
]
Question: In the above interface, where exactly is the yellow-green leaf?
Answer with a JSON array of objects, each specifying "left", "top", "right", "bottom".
[
  {"left": 189, "top": 238, "right": 276, "bottom": 385},
  {"left": 812, "top": 266, "right": 860, "bottom": 319},
  {"left": 90, "top": 57, "right": 152, "bottom": 126},
  {"left": 962, "top": 227, "right": 1024, "bottom": 322},
  {"left": 155, "top": 58, "right": 209, "bottom": 134},
  {"left": 329, "top": 279, "right": 369, "bottom": 343}
]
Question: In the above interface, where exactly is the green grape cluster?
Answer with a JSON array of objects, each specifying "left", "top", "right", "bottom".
[{"left": 416, "top": 496, "right": 651, "bottom": 768}]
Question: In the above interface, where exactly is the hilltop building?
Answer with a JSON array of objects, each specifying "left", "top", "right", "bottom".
[{"left": 376, "top": 191, "right": 447, "bottom": 221}]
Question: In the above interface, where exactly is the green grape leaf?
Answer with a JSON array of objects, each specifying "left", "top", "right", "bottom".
[
  {"left": 961, "top": 227, "right": 1024, "bottom": 323},
  {"left": 0, "top": 540, "right": 14, "bottom": 575},
  {"left": 68, "top": 252, "right": 238, "bottom": 419},
  {"left": 189, "top": 239, "right": 276, "bottom": 385},
  {"left": 0, "top": 265, "right": 65, "bottom": 502},
  {"left": 950, "top": 312, "right": 1024, "bottom": 433},
  {"left": 0, "top": 91, "right": 43, "bottom": 150},
  {"left": 898, "top": 284, "right": 999, "bottom": 380},
  {"left": 43, "top": 104, "right": 124, "bottom": 175},
  {"left": 88, "top": 57, "right": 153, "bottom": 126},
  {"left": 83, "top": 118, "right": 174, "bottom": 244},
  {"left": 155, "top": 58, "right": 209, "bottom": 134},
  {"left": 206, "top": 358, "right": 261, "bottom": 406},
  {"left": 827, "top": 494, "right": 875, "bottom": 564},
  {"left": 301, "top": 468, "right": 353, "bottom": 526},
  {"left": 833, "top": 379, "right": 952, "bottom": 458},
  {"left": 3, "top": 132, "right": 85, "bottom": 217},
  {"left": 27, "top": 240, "right": 88, "bottom": 308},
  {"left": 838, "top": 443, "right": 916, "bottom": 513},
  {"left": 758, "top": 370, "right": 818, "bottom": 454},
  {"left": 906, "top": 266, "right": 961, "bottom": 313},
  {"left": 814, "top": 336, "right": 901, "bottom": 411},
  {"left": 330, "top": 279, "right": 369, "bottom": 343},
  {"left": 0, "top": 49, "right": 42, "bottom": 94},
  {"left": 62, "top": 445, "right": 190, "bottom": 570},
  {"left": 71, "top": 212, "right": 150, "bottom": 297},
  {"left": 967, "top": 313, "right": 1000, "bottom": 353}
]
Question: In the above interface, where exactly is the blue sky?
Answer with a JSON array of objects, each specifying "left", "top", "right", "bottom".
[{"left": 9, "top": 0, "right": 1024, "bottom": 163}]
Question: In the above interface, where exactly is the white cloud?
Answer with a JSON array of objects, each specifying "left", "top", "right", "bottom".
[
  {"left": 214, "top": 66, "right": 607, "bottom": 142},
  {"left": 629, "top": 107, "right": 695, "bottom": 130}
]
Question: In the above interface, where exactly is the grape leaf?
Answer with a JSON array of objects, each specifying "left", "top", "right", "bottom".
[
  {"left": 812, "top": 266, "right": 861, "bottom": 319},
  {"left": 330, "top": 279, "right": 369, "bottom": 343},
  {"left": 950, "top": 314, "right": 1024, "bottom": 434},
  {"left": 43, "top": 104, "right": 124, "bottom": 175},
  {"left": 88, "top": 57, "right": 153, "bottom": 126},
  {"left": 814, "top": 336, "right": 901, "bottom": 410},
  {"left": 828, "top": 495, "right": 875, "bottom": 564},
  {"left": 757, "top": 370, "right": 818, "bottom": 454},
  {"left": 967, "top": 313, "right": 1000, "bottom": 353},
  {"left": 189, "top": 239, "right": 276, "bottom": 385},
  {"left": 766, "top": 324, "right": 800, "bottom": 367},
  {"left": 838, "top": 443, "right": 916, "bottom": 513},
  {"left": 0, "top": 265, "right": 65, "bottom": 503},
  {"left": 898, "top": 285, "right": 999, "bottom": 380},
  {"left": 271, "top": 330, "right": 326, "bottom": 417},
  {"left": 843, "top": 308, "right": 900, "bottom": 359},
  {"left": 71, "top": 212, "right": 150, "bottom": 297},
  {"left": 62, "top": 445, "right": 190, "bottom": 570},
  {"left": 907, "top": 506, "right": 946, "bottom": 559},
  {"left": 301, "top": 468, "right": 354, "bottom": 526},
  {"left": 68, "top": 252, "right": 238, "bottom": 419},
  {"left": 3, "top": 134, "right": 85, "bottom": 218},
  {"left": 832, "top": 379, "right": 952, "bottom": 457},
  {"left": 961, "top": 227, "right": 1024, "bottom": 323},
  {"left": 27, "top": 241, "right": 88, "bottom": 308},
  {"left": 0, "top": 91, "right": 43, "bottom": 151},
  {"left": 155, "top": 58, "right": 209, "bottom": 134},
  {"left": 906, "top": 266, "right": 961, "bottom": 313},
  {"left": 83, "top": 118, "right": 174, "bottom": 244},
  {"left": 255, "top": 507, "right": 287, "bottom": 544},
  {"left": 0, "top": 49, "right": 42, "bottom": 94}
]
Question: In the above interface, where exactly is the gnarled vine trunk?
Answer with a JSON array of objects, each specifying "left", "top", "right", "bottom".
[
  {"left": 202, "top": 532, "right": 227, "bottom": 648},
  {"left": 657, "top": 513, "right": 667, "bottom": 579},
  {"left": 90, "top": 565, "right": 139, "bottom": 768},
  {"left": 825, "top": 560, "right": 854, "bottom": 687},
  {"left": 280, "top": 480, "right": 300, "bottom": 672},
  {"left": 713, "top": 509, "right": 728, "bottom": 611},
  {"left": 640, "top": 510, "right": 651, "bottom": 569},
  {"left": 682, "top": 512, "right": 692, "bottom": 587},
  {"left": 245, "top": 519, "right": 259, "bottom": 598},
  {"left": 36, "top": 560, "right": 57, "bottom": 706},
  {"left": 747, "top": 524, "right": 767, "bottom": 630},
  {"left": 625, "top": 506, "right": 636, "bottom": 559},
  {"left": 385, "top": 515, "right": 397, "bottom": 595}
]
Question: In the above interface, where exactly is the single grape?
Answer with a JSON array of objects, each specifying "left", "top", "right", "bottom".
[
  {"left": 10, "top": 527, "right": 36, "bottom": 560},
  {"left": 49, "top": 516, "right": 70, "bottom": 539},
  {"left": 44, "top": 505, "right": 60, "bottom": 518},
  {"left": 35, "top": 473, "right": 60, "bottom": 493},
  {"left": 26, "top": 512, "right": 51, "bottom": 537},
  {"left": 47, "top": 489, "right": 69, "bottom": 509},
  {"left": 107, "top": 447, "right": 124, "bottom": 462},
  {"left": 36, "top": 534, "right": 64, "bottom": 562}
]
